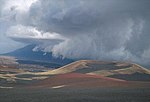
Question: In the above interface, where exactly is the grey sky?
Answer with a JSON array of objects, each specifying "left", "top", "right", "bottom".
[{"left": 0, "top": 0, "right": 150, "bottom": 66}]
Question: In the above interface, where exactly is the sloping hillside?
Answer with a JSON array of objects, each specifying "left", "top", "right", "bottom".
[
  {"left": 1, "top": 59, "right": 150, "bottom": 88},
  {"left": 38, "top": 60, "right": 131, "bottom": 74},
  {"left": 37, "top": 60, "right": 150, "bottom": 81},
  {"left": 31, "top": 73, "right": 128, "bottom": 88},
  {"left": 2, "top": 44, "right": 73, "bottom": 65},
  {"left": 88, "top": 64, "right": 150, "bottom": 81},
  {"left": 31, "top": 73, "right": 150, "bottom": 89}
]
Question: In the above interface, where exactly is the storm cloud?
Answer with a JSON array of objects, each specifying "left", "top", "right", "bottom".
[{"left": 0, "top": 0, "right": 150, "bottom": 66}]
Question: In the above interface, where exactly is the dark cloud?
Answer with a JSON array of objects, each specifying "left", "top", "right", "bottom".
[{"left": 0, "top": 0, "right": 150, "bottom": 66}]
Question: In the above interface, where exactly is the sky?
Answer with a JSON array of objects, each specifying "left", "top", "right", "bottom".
[{"left": 0, "top": 0, "right": 150, "bottom": 66}]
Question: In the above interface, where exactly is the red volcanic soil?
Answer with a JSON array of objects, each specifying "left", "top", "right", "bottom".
[{"left": 30, "top": 73, "right": 150, "bottom": 88}]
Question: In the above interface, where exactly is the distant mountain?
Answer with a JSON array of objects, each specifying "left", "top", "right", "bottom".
[{"left": 2, "top": 44, "right": 73, "bottom": 66}]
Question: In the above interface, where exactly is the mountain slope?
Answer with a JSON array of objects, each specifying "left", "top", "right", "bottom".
[{"left": 2, "top": 44, "right": 73, "bottom": 65}]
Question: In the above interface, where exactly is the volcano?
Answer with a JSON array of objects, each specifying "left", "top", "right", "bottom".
[{"left": 2, "top": 44, "right": 73, "bottom": 66}]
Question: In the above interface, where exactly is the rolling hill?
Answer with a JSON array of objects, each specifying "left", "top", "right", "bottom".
[
  {"left": 1, "top": 58, "right": 150, "bottom": 89},
  {"left": 31, "top": 73, "right": 150, "bottom": 89},
  {"left": 37, "top": 60, "right": 150, "bottom": 81}
]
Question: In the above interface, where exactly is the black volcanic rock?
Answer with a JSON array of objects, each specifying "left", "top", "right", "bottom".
[{"left": 109, "top": 72, "right": 150, "bottom": 81}]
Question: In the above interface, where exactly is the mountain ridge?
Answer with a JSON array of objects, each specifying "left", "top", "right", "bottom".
[{"left": 2, "top": 44, "right": 73, "bottom": 65}]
